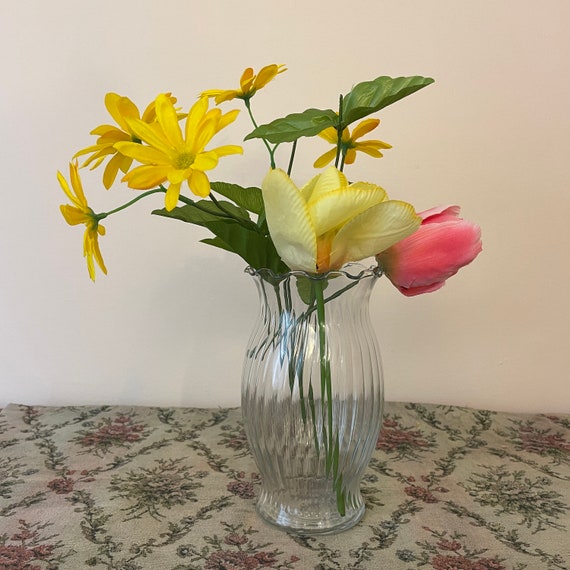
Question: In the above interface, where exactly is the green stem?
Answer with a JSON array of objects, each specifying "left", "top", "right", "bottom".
[
  {"left": 208, "top": 192, "right": 256, "bottom": 231},
  {"left": 314, "top": 280, "right": 334, "bottom": 471},
  {"left": 314, "top": 278, "right": 347, "bottom": 515},
  {"left": 339, "top": 150, "right": 347, "bottom": 172},
  {"left": 244, "top": 98, "right": 276, "bottom": 169},
  {"left": 334, "top": 94, "right": 344, "bottom": 169},
  {"left": 287, "top": 139, "right": 297, "bottom": 176},
  {"left": 95, "top": 188, "right": 166, "bottom": 220}
]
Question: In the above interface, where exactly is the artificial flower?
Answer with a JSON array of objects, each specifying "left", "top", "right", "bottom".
[
  {"left": 58, "top": 162, "right": 107, "bottom": 281},
  {"left": 261, "top": 166, "right": 421, "bottom": 273},
  {"left": 115, "top": 94, "right": 243, "bottom": 211},
  {"left": 201, "top": 64, "right": 286, "bottom": 104},
  {"left": 74, "top": 93, "right": 177, "bottom": 189},
  {"left": 376, "top": 205, "right": 482, "bottom": 296},
  {"left": 313, "top": 118, "right": 392, "bottom": 168}
]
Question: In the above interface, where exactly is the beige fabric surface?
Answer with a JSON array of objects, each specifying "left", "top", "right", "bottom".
[{"left": 0, "top": 402, "right": 568, "bottom": 569}]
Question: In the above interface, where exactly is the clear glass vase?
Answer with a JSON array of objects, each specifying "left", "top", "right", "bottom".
[{"left": 241, "top": 263, "right": 384, "bottom": 535}]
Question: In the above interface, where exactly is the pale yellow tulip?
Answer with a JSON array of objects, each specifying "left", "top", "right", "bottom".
[{"left": 261, "top": 166, "right": 421, "bottom": 273}]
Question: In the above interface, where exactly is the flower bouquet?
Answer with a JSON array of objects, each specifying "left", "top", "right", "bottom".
[{"left": 58, "top": 65, "right": 481, "bottom": 534}]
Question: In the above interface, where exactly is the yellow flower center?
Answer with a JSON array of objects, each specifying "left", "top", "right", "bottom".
[{"left": 175, "top": 152, "right": 196, "bottom": 169}]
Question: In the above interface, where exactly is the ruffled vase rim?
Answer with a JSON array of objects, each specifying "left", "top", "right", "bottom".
[{"left": 245, "top": 262, "right": 382, "bottom": 282}]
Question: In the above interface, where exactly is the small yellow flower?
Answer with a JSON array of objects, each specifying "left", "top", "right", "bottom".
[
  {"left": 58, "top": 162, "right": 107, "bottom": 281},
  {"left": 313, "top": 118, "right": 392, "bottom": 168},
  {"left": 74, "top": 93, "right": 177, "bottom": 189},
  {"left": 201, "top": 64, "right": 286, "bottom": 104},
  {"left": 114, "top": 95, "right": 242, "bottom": 211}
]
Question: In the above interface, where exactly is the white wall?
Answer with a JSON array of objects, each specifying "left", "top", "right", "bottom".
[{"left": 1, "top": 0, "right": 569, "bottom": 413}]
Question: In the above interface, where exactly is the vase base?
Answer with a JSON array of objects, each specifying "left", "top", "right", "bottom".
[{"left": 255, "top": 493, "right": 365, "bottom": 535}]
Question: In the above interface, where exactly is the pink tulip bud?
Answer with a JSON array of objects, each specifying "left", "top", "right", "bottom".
[{"left": 376, "top": 205, "right": 482, "bottom": 296}]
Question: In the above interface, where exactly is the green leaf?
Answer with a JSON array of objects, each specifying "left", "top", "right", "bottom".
[
  {"left": 204, "top": 220, "right": 288, "bottom": 273},
  {"left": 200, "top": 236, "right": 236, "bottom": 254},
  {"left": 154, "top": 206, "right": 288, "bottom": 273},
  {"left": 295, "top": 275, "right": 317, "bottom": 306},
  {"left": 153, "top": 199, "right": 254, "bottom": 229},
  {"left": 210, "top": 181, "right": 264, "bottom": 215},
  {"left": 341, "top": 75, "right": 435, "bottom": 127},
  {"left": 245, "top": 108, "right": 338, "bottom": 144},
  {"left": 196, "top": 198, "right": 252, "bottom": 223},
  {"left": 153, "top": 203, "right": 220, "bottom": 226}
]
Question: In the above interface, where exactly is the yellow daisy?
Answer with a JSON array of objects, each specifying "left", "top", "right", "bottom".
[
  {"left": 74, "top": 93, "right": 177, "bottom": 189},
  {"left": 201, "top": 64, "right": 286, "bottom": 104},
  {"left": 114, "top": 95, "right": 242, "bottom": 211},
  {"left": 58, "top": 162, "right": 107, "bottom": 281},
  {"left": 313, "top": 118, "right": 392, "bottom": 168}
]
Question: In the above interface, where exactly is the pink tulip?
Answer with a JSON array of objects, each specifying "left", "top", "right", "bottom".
[{"left": 376, "top": 205, "right": 482, "bottom": 296}]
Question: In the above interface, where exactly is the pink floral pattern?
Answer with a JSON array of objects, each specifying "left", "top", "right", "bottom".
[{"left": 0, "top": 402, "right": 568, "bottom": 569}]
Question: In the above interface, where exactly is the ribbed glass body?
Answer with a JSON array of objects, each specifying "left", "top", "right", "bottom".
[{"left": 241, "top": 264, "right": 384, "bottom": 534}]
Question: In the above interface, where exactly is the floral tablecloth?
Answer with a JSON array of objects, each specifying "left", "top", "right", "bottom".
[{"left": 0, "top": 402, "right": 568, "bottom": 569}]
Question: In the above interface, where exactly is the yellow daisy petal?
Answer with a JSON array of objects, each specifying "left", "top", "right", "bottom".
[
  {"left": 155, "top": 94, "right": 184, "bottom": 147},
  {"left": 60, "top": 205, "right": 88, "bottom": 226},
  {"left": 164, "top": 181, "right": 182, "bottom": 211},
  {"left": 313, "top": 148, "right": 337, "bottom": 169},
  {"left": 354, "top": 146, "right": 384, "bottom": 159},
  {"left": 104, "top": 93, "right": 134, "bottom": 132},
  {"left": 351, "top": 118, "right": 380, "bottom": 140},
  {"left": 210, "top": 144, "right": 243, "bottom": 158},
  {"left": 122, "top": 165, "right": 171, "bottom": 189},
  {"left": 123, "top": 119, "right": 172, "bottom": 156},
  {"left": 216, "top": 108, "right": 240, "bottom": 131},
  {"left": 317, "top": 126, "right": 340, "bottom": 145},
  {"left": 253, "top": 64, "right": 284, "bottom": 89},
  {"left": 114, "top": 142, "right": 170, "bottom": 165},
  {"left": 102, "top": 153, "right": 129, "bottom": 189},
  {"left": 240, "top": 68, "right": 255, "bottom": 93},
  {"left": 193, "top": 150, "right": 219, "bottom": 171},
  {"left": 69, "top": 162, "right": 88, "bottom": 205},
  {"left": 214, "top": 90, "right": 240, "bottom": 104},
  {"left": 185, "top": 97, "right": 209, "bottom": 138},
  {"left": 188, "top": 169, "right": 210, "bottom": 198},
  {"left": 344, "top": 149, "right": 357, "bottom": 164}
]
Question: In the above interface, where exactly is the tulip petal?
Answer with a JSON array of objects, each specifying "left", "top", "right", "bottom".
[
  {"left": 381, "top": 220, "right": 482, "bottom": 288},
  {"left": 420, "top": 204, "right": 461, "bottom": 223},
  {"left": 309, "top": 183, "right": 386, "bottom": 235},
  {"left": 396, "top": 281, "right": 446, "bottom": 297},
  {"left": 309, "top": 166, "right": 348, "bottom": 201},
  {"left": 330, "top": 200, "right": 420, "bottom": 268},
  {"left": 262, "top": 169, "right": 317, "bottom": 272}
]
